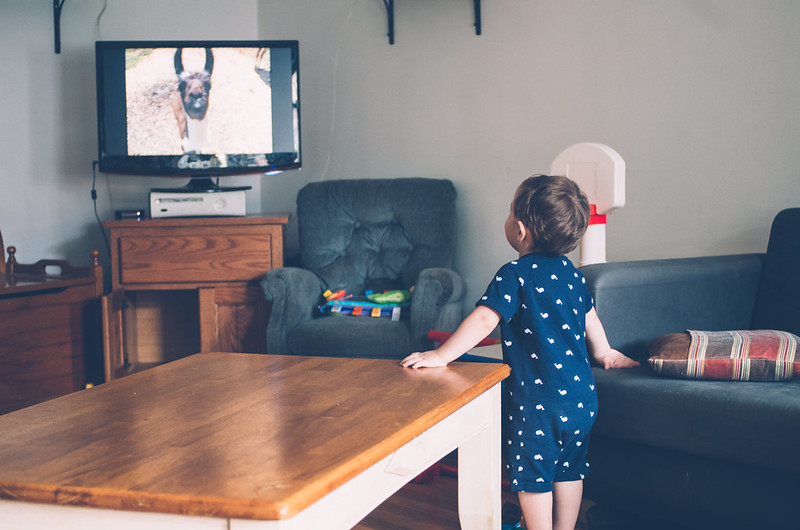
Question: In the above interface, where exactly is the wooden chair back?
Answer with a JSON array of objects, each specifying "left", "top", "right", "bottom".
[{"left": 0, "top": 227, "right": 100, "bottom": 280}]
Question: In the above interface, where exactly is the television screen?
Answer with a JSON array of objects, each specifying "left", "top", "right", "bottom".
[{"left": 96, "top": 40, "right": 300, "bottom": 179}]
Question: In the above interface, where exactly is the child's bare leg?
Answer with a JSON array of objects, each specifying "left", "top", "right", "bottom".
[
  {"left": 553, "top": 480, "right": 583, "bottom": 530},
  {"left": 517, "top": 491, "right": 553, "bottom": 530},
  {"left": 517, "top": 480, "right": 583, "bottom": 530}
]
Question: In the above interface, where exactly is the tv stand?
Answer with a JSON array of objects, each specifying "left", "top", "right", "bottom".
[
  {"left": 101, "top": 214, "right": 289, "bottom": 380},
  {"left": 150, "top": 176, "right": 252, "bottom": 193}
]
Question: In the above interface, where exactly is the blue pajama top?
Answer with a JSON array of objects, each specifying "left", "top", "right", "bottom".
[{"left": 478, "top": 253, "right": 598, "bottom": 492}]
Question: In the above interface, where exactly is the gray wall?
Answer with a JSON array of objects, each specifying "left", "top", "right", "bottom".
[
  {"left": 260, "top": 0, "right": 800, "bottom": 307},
  {"left": 0, "top": 0, "right": 261, "bottom": 269},
  {"left": 2, "top": 0, "right": 799, "bottom": 314}
]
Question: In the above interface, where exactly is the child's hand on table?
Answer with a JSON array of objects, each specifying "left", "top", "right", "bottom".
[{"left": 401, "top": 349, "right": 450, "bottom": 369}]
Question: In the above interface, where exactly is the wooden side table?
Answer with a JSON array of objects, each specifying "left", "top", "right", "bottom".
[
  {"left": 0, "top": 250, "right": 103, "bottom": 414},
  {"left": 102, "top": 214, "right": 289, "bottom": 380}
]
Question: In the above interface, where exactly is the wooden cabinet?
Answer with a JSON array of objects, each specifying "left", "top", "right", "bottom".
[
  {"left": 102, "top": 214, "right": 288, "bottom": 380},
  {"left": 0, "top": 253, "right": 103, "bottom": 414}
]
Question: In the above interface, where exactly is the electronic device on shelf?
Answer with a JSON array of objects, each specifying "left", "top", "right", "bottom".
[
  {"left": 149, "top": 188, "right": 246, "bottom": 218},
  {"left": 95, "top": 39, "right": 301, "bottom": 201}
]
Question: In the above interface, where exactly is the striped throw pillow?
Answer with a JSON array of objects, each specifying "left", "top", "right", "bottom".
[{"left": 647, "top": 329, "right": 799, "bottom": 381}]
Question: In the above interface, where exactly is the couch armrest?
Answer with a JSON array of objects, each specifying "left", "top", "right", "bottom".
[
  {"left": 580, "top": 253, "right": 764, "bottom": 360},
  {"left": 409, "top": 267, "right": 467, "bottom": 352},
  {"left": 261, "top": 267, "right": 324, "bottom": 355}
]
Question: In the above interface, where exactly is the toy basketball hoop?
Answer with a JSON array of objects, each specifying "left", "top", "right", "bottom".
[{"left": 551, "top": 143, "right": 625, "bottom": 266}]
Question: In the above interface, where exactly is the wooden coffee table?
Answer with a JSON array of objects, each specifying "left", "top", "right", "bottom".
[{"left": 0, "top": 353, "right": 508, "bottom": 529}]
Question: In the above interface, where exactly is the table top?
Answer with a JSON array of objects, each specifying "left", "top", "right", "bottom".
[
  {"left": 0, "top": 353, "right": 508, "bottom": 520},
  {"left": 102, "top": 213, "right": 290, "bottom": 228}
]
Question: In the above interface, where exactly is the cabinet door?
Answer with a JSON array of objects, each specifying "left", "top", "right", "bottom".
[
  {"left": 199, "top": 286, "right": 267, "bottom": 353},
  {"left": 101, "top": 290, "right": 127, "bottom": 382}
]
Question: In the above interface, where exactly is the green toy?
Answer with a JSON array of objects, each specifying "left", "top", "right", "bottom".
[{"left": 367, "top": 290, "right": 411, "bottom": 304}]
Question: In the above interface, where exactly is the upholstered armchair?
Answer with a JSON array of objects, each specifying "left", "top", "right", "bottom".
[{"left": 261, "top": 178, "right": 466, "bottom": 358}]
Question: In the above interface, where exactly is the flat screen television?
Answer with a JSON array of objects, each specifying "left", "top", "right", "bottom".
[{"left": 95, "top": 40, "right": 301, "bottom": 189}]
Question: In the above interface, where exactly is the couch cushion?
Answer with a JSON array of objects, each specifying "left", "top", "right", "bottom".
[
  {"left": 581, "top": 254, "right": 763, "bottom": 362},
  {"left": 752, "top": 208, "right": 800, "bottom": 335},
  {"left": 648, "top": 329, "right": 799, "bottom": 381},
  {"left": 591, "top": 366, "right": 800, "bottom": 473}
]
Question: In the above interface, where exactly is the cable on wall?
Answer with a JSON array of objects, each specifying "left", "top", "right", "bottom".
[
  {"left": 319, "top": 0, "right": 359, "bottom": 182},
  {"left": 91, "top": 161, "right": 111, "bottom": 257},
  {"left": 94, "top": 0, "right": 107, "bottom": 41}
]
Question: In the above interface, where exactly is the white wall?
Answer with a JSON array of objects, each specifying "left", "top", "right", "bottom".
[
  {"left": 258, "top": 0, "right": 800, "bottom": 309},
  {"left": 0, "top": 0, "right": 261, "bottom": 270},
  {"left": 1, "top": 1, "right": 799, "bottom": 315}
]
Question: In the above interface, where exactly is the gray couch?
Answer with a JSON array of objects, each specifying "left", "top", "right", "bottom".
[{"left": 580, "top": 208, "right": 800, "bottom": 530}]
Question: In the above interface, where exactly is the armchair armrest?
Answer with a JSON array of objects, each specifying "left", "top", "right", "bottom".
[
  {"left": 261, "top": 267, "right": 324, "bottom": 355},
  {"left": 410, "top": 267, "right": 467, "bottom": 351},
  {"left": 580, "top": 253, "right": 764, "bottom": 360}
]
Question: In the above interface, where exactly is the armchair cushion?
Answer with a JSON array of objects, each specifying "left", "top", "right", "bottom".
[{"left": 647, "top": 329, "right": 799, "bottom": 381}]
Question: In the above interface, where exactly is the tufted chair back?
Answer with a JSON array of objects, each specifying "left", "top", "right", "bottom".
[{"left": 296, "top": 178, "right": 456, "bottom": 293}]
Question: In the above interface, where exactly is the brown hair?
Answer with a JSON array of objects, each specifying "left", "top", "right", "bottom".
[{"left": 512, "top": 174, "right": 590, "bottom": 256}]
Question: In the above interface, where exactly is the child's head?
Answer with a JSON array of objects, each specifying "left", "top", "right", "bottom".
[{"left": 510, "top": 174, "right": 590, "bottom": 257}]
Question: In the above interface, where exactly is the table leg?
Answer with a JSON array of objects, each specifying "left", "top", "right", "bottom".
[{"left": 458, "top": 383, "right": 502, "bottom": 529}]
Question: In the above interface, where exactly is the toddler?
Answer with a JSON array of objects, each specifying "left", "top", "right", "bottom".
[{"left": 402, "top": 174, "right": 638, "bottom": 530}]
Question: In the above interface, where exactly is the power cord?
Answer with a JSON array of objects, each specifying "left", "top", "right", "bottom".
[
  {"left": 91, "top": 160, "right": 111, "bottom": 257},
  {"left": 94, "top": 0, "right": 107, "bottom": 41}
]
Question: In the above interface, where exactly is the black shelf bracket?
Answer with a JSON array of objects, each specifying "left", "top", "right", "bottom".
[
  {"left": 382, "top": 0, "right": 395, "bottom": 45},
  {"left": 382, "top": 0, "right": 482, "bottom": 44},
  {"left": 54, "top": 0, "right": 67, "bottom": 54}
]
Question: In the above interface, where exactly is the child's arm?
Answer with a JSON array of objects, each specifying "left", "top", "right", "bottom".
[
  {"left": 585, "top": 307, "right": 640, "bottom": 369},
  {"left": 401, "top": 305, "right": 501, "bottom": 369}
]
